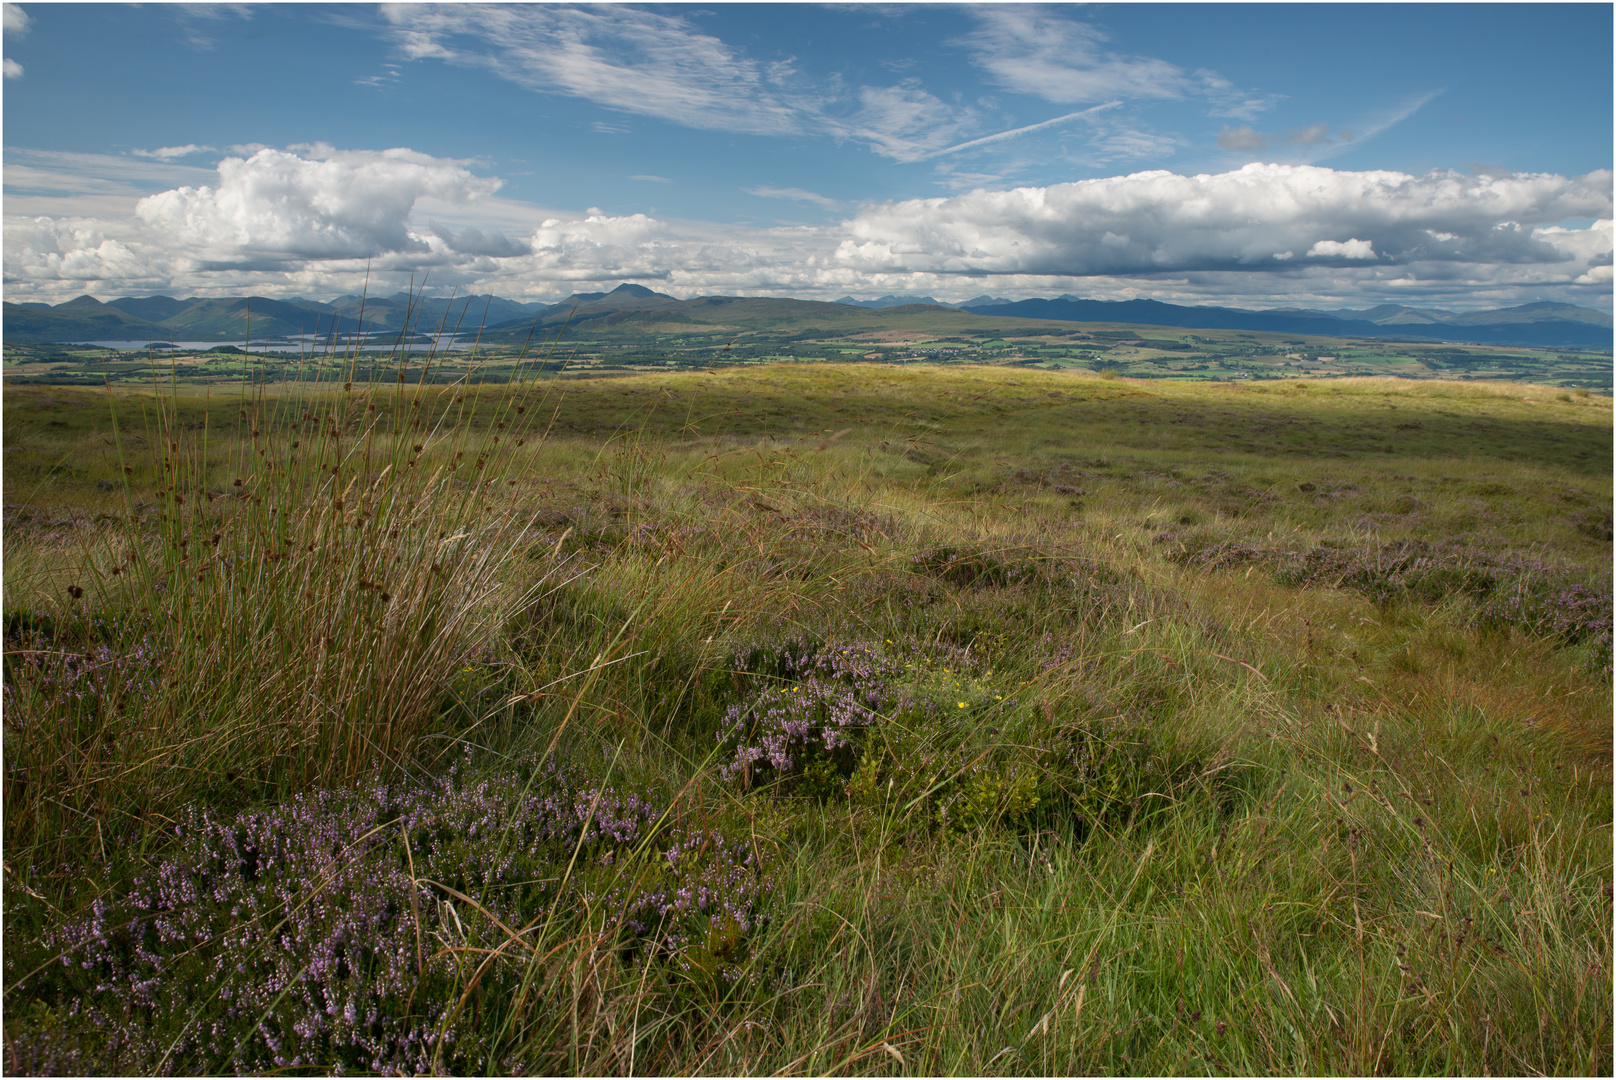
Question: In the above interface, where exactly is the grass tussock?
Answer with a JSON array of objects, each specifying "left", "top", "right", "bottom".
[{"left": 4, "top": 359, "right": 1610, "bottom": 1075}]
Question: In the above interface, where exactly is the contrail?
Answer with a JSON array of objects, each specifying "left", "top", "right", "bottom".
[{"left": 919, "top": 101, "right": 1123, "bottom": 160}]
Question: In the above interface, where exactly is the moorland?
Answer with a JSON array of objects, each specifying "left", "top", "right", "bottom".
[{"left": 2, "top": 328, "right": 1611, "bottom": 1074}]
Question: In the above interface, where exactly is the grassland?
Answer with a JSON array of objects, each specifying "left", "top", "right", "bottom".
[{"left": 2, "top": 358, "right": 1610, "bottom": 1075}]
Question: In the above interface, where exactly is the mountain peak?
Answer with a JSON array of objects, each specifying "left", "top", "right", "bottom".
[{"left": 56, "top": 295, "right": 108, "bottom": 311}]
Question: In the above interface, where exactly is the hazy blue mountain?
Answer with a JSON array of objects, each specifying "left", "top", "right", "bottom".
[
  {"left": 1446, "top": 301, "right": 1612, "bottom": 327},
  {"left": 4, "top": 297, "right": 160, "bottom": 339},
  {"left": 486, "top": 283, "right": 683, "bottom": 330},
  {"left": 154, "top": 296, "right": 350, "bottom": 340},
  {"left": 1345, "top": 304, "right": 1424, "bottom": 319},
  {"left": 106, "top": 296, "right": 195, "bottom": 322},
  {"left": 963, "top": 296, "right": 1399, "bottom": 337},
  {"left": 6, "top": 286, "right": 1609, "bottom": 349},
  {"left": 1301, "top": 304, "right": 1453, "bottom": 324},
  {"left": 554, "top": 283, "right": 676, "bottom": 309},
  {"left": 961, "top": 296, "right": 1612, "bottom": 349},
  {"left": 5, "top": 294, "right": 371, "bottom": 342},
  {"left": 322, "top": 292, "right": 551, "bottom": 333},
  {"left": 1308, "top": 301, "right": 1612, "bottom": 330},
  {"left": 3, "top": 296, "right": 166, "bottom": 341}
]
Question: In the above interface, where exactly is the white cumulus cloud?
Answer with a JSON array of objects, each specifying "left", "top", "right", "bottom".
[
  {"left": 1535, "top": 218, "right": 1614, "bottom": 284},
  {"left": 4, "top": 145, "right": 530, "bottom": 299},
  {"left": 835, "top": 163, "right": 1613, "bottom": 279},
  {"left": 5, "top": 216, "right": 169, "bottom": 288},
  {"left": 1307, "top": 238, "right": 1376, "bottom": 259},
  {"left": 133, "top": 146, "right": 504, "bottom": 265},
  {"left": 534, "top": 210, "right": 660, "bottom": 249},
  {"left": 433, "top": 208, "right": 837, "bottom": 295},
  {"left": 525, "top": 211, "right": 668, "bottom": 280}
]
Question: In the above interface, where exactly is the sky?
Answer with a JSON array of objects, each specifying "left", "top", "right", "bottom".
[{"left": 2, "top": 2, "right": 1611, "bottom": 312}]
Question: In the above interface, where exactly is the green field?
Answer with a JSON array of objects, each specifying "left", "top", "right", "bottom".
[
  {"left": 3, "top": 362, "right": 1610, "bottom": 1074},
  {"left": 5, "top": 304, "right": 1611, "bottom": 392}
]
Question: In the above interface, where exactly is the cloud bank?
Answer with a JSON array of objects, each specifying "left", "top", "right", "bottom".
[
  {"left": 5, "top": 150, "right": 1611, "bottom": 312},
  {"left": 834, "top": 163, "right": 1613, "bottom": 278}
]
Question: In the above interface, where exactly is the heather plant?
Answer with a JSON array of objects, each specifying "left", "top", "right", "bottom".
[
  {"left": 714, "top": 631, "right": 1227, "bottom": 845},
  {"left": 719, "top": 639, "right": 907, "bottom": 793},
  {"left": 7, "top": 751, "right": 772, "bottom": 1075},
  {"left": 1162, "top": 531, "right": 1613, "bottom": 668}
]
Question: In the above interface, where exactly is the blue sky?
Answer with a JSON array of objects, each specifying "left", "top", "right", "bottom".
[{"left": 4, "top": 2, "right": 1611, "bottom": 311}]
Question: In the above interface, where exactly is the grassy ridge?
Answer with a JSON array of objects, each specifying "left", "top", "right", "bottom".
[{"left": 3, "top": 364, "right": 1610, "bottom": 1074}]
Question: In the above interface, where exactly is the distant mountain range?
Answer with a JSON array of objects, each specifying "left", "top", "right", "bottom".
[
  {"left": 4, "top": 285, "right": 1610, "bottom": 350},
  {"left": 1, "top": 292, "right": 555, "bottom": 344},
  {"left": 832, "top": 293, "right": 1015, "bottom": 310},
  {"left": 956, "top": 296, "right": 1613, "bottom": 349}
]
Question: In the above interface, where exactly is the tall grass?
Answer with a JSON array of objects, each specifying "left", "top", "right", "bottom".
[
  {"left": 4, "top": 363, "right": 1609, "bottom": 1074},
  {"left": 4, "top": 310, "right": 562, "bottom": 862}
]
